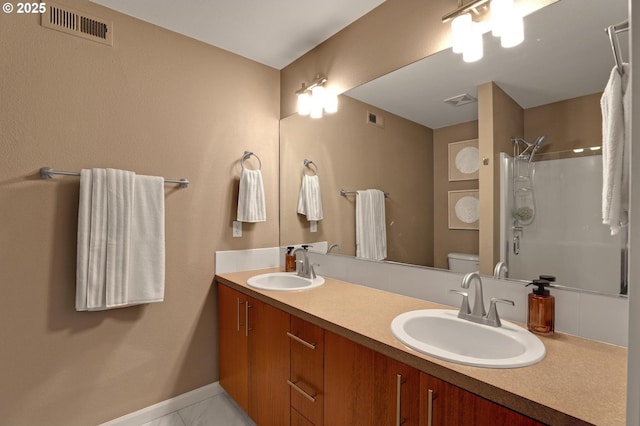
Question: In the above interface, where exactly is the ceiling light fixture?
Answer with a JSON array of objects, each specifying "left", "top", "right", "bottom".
[
  {"left": 443, "top": 0, "right": 524, "bottom": 63},
  {"left": 296, "top": 75, "right": 338, "bottom": 118}
]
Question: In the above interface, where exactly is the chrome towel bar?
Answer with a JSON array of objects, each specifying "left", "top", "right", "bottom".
[{"left": 40, "top": 167, "right": 189, "bottom": 188}]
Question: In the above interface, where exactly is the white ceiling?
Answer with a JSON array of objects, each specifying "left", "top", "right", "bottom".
[
  {"left": 90, "top": 0, "right": 386, "bottom": 69},
  {"left": 346, "top": 0, "right": 629, "bottom": 128}
]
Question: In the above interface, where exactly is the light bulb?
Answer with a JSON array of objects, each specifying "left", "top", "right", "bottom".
[
  {"left": 491, "top": 0, "right": 513, "bottom": 37},
  {"left": 500, "top": 14, "right": 524, "bottom": 48},
  {"left": 310, "top": 86, "right": 325, "bottom": 119},
  {"left": 324, "top": 88, "right": 338, "bottom": 114},
  {"left": 451, "top": 13, "right": 472, "bottom": 54},
  {"left": 463, "top": 23, "right": 483, "bottom": 62},
  {"left": 297, "top": 92, "right": 310, "bottom": 116}
]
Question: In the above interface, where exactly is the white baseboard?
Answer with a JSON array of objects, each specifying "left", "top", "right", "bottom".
[{"left": 100, "top": 382, "right": 223, "bottom": 426}]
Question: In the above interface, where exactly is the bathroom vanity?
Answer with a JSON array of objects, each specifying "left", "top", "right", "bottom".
[{"left": 215, "top": 268, "right": 626, "bottom": 426}]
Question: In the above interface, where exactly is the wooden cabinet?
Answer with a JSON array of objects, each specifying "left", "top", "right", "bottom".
[
  {"left": 219, "top": 282, "right": 544, "bottom": 426},
  {"left": 325, "top": 331, "right": 420, "bottom": 426},
  {"left": 419, "top": 373, "right": 543, "bottom": 426},
  {"left": 217, "top": 284, "right": 290, "bottom": 426},
  {"left": 288, "top": 316, "right": 324, "bottom": 425},
  {"left": 218, "top": 284, "right": 249, "bottom": 412}
]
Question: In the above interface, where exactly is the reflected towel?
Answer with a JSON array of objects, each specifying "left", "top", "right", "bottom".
[
  {"left": 76, "top": 169, "right": 165, "bottom": 311},
  {"left": 237, "top": 169, "right": 266, "bottom": 222},
  {"left": 601, "top": 64, "right": 630, "bottom": 235},
  {"left": 297, "top": 175, "right": 323, "bottom": 221},
  {"left": 355, "top": 189, "right": 387, "bottom": 261}
]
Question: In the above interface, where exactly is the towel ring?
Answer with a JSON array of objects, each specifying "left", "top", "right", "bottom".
[
  {"left": 303, "top": 159, "right": 319, "bottom": 176},
  {"left": 241, "top": 151, "right": 262, "bottom": 170}
]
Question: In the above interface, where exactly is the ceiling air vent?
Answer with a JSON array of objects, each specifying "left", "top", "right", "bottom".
[
  {"left": 444, "top": 93, "right": 477, "bottom": 107},
  {"left": 41, "top": 2, "right": 113, "bottom": 46}
]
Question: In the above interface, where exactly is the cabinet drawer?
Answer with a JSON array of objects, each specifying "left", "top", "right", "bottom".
[
  {"left": 291, "top": 408, "right": 315, "bottom": 426},
  {"left": 289, "top": 316, "right": 324, "bottom": 426}
]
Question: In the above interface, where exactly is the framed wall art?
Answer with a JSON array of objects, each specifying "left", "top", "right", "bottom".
[
  {"left": 448, "top": 189, "right": 479, "bottom": 230},
  {"left": 448, "top": 139, "right": 479, "bottom": 181}
]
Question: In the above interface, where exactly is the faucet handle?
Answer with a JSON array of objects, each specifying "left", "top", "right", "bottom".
[
  {"left": 449, "top": 290, "right": 471, "bottom": 316},
  {"left": 486, "top": 298, "right": 515, "bottom": 327}
]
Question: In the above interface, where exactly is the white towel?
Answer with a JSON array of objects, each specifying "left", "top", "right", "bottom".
[
  {"left": 297, "top": 175, "right": 323, "bottom": 221},
  {"left": 76, "top": 169, "right": 165, "bottom": 311},
  {"left": 601, "top": 64, "right": 630, "bottom": 235},
  {"left": 355, "top": 189, "right": 387, "bottom": 261},
  {"left": 237, "top": 169, "right": 266, "bottom": 222},
  {"left": 126, "top": 174, "right": 165, "bottom": 306}
]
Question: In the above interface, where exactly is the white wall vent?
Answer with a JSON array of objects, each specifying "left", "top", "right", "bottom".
[{"left": 41, "top": 2, "right": 113, "bottom": 46}]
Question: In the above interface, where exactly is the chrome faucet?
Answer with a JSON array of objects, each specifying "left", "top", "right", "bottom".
[
  {"left": 493, "top": 261, "right": 508, "bottom": 279},
  {"left": 450, "top": 272, "right": 514, "bottom": 327},
  {"left": 327, "top": 243, "right": 341, "bottom": 254},
  {"left": 292, "top": 246, "right": 316, "bottom": 279}
]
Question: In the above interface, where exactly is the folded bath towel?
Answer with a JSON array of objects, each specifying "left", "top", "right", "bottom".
[
  {"left": 297, "top": 174, "right": 323, "bottom": 221},
  {"left": 76, "top": 169, "right": 165, "bottom": 311},
  {"left": 601, "top": 63, "right": 630, "bottom": 235},
  {"left": 355, "top": 189, "right": 387, "bottom": 261},
  {"left": 237, "top": 169, "right": 266, "bottom": 222}
]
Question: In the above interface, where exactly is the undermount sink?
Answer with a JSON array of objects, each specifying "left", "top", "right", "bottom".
[
  {"left": 391, "top": 309, "right": 545, "bottom": 368},
  {"left": 247, "top": 272, "right": 325, "bottom": 291}
]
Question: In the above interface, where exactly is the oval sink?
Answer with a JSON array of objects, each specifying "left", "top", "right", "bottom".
[
  {"left": 391, "top": 309, "right": 545, "bottom": 368},
  {"left": 247, "top": 272, "right": 325, "bottom": 291}
]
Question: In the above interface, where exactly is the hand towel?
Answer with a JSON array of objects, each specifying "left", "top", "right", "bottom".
[
  {"left": 237, "top": 169, "right": 266, "bottom": 222},
  {"left": 76, "top": 169, "right": 165, "bottom": 311},
  {"left": 355, "top": 189, "right": 387, "bottom": 261},
  {"left": 297, "top": 174, "right": 323, "bottom": 221},
  {"left": 601, "top": 64, "right": 630, "bottom": 235}
]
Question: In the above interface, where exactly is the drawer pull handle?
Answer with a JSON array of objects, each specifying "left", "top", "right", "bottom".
[
  {"left": 396, "top": 374, "right": 406, "bottom": 426},
  {"left": 287, "top": 380, "right": 317, "bottom": 403},
  {"left": 287, "top": 332, "right": 316, "bottom": 350},
  {"left": 427, "top": 389, "right": 438, "bottom": 426}
]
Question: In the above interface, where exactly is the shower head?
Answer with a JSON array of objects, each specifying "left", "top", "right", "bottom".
[
  {"left": 534, "top": 135, "right": 547, "bottom": 148},
  {"left": 529, "top": 135, "right": 548, "bottom": 162}
]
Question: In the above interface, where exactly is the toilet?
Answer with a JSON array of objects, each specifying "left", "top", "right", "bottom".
[{"left": 447, "top": 253, "right": 479, "bottom": 273}]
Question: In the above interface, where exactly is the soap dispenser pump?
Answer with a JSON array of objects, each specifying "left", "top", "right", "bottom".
[{"left": 526, "top": 277, "right": 554, "bottom": 336}]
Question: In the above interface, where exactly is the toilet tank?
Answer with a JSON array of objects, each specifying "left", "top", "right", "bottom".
[{"left": 447, "top": 253, "right": 479, "bottom": 273}]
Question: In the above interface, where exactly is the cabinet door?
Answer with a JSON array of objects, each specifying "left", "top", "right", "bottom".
[
  {"left": 325, "top": 331, "right": 420, "bottom": 426},
  {"left": 248, "top": 296, "right": 291, "bottom": 426},
  {"left": 217, "top": 284, "right": 249, "bottom": 413},
  {"left": 419, "top": 373, "right": 543, "bottom": 426},
  {"left": 289, "top": 316, "right": 324, "bottom": 425}
]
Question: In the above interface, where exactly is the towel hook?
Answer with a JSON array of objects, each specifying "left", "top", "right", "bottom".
[
  {"left": 241, "top": 151, "right": 262, "bottom": 170},
  {"left": 302, "top": 159, "right": 319, "bottom": 176}
]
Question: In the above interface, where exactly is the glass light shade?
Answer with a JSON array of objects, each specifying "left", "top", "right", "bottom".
[
  {"left": 462, "top": 23, "right": 483, "bottom": 62},
  {"left": 324, "top": 88, "right": 338, "bottom": 114},
  {"left": 451, "top": 13, "right": 472, "bottom": 54},
  {"left": 297, "top": 92, "right": 310, "bottom": 115},
  {"left": 490, "top": 0, "right": 513, "bottom": 37},
  {"left": 310, "top": 86, "right": 325, "bottom": 119},
  {"left": 500, "top": 14, "right": 524, "bottom": 48}
]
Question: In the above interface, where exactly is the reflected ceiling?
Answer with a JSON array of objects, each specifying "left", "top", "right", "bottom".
[{"left": 346, "top": 0, "right": 628, "bottom": 129}]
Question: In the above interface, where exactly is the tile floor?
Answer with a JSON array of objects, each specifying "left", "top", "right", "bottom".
[{"left": 140, "top": 393, "right": 256, "bottom": 426}]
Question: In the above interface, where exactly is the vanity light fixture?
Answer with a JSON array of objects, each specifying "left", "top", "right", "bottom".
[
  {"left": 443, "top": 0, "right": 524, "bottom": 63},
  {"left": 296, "top": 74, "right": 338, "bottom": 118}
]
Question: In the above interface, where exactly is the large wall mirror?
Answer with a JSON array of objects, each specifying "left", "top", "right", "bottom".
[{"left": 280, "top": 0, "right": 629, "bottom": 296}]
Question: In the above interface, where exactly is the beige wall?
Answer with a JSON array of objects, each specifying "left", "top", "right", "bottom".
[
  {"left": 0, "top": 2, "right": 279, "bottom": 425},
  {"left": 280, "top": 95, "right": 434, "bottom": 266},
  {"left": 432, "top": 121, "right": 479, "bottom": 269},
  {"left": 478, "top": 82, "right": 524, "bottom": 274},
  {"left": 525, "top": 92, "right": 603, "bottom": 151}
]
